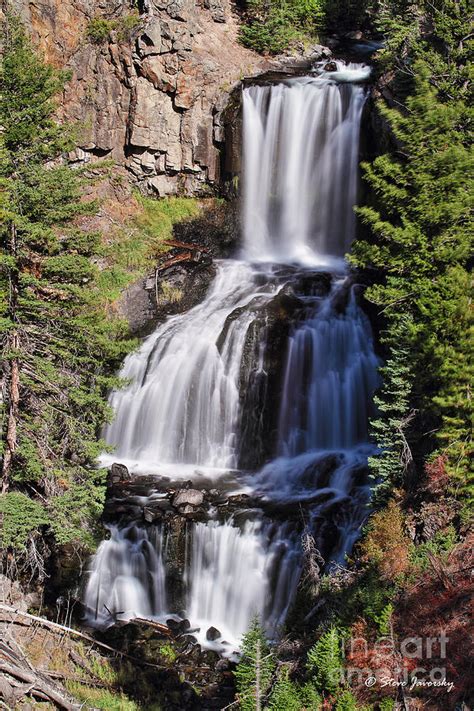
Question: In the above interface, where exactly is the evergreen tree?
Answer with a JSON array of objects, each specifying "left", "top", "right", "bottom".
[
  {"left": 235, "top": 619, "right": 275, "bottom": 711},
  {"left": 350, "top": 0, "right": 473, "bottom": 504},
  {"left": 0, "top": 13, "right": 131, "bottom": 560},
  {"left": 266, "top": 666, "right": 301, "bottom": 711},
  {"left": 334, "top": 689, "right": 359, "bottom": 711},
  {"left": 307, "top": 626, "right": 344, "bottom": 694}
]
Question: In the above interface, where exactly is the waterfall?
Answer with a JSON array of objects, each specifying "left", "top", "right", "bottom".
[
  {"left": 85, "top": 63, "right": 379, "bottom": 651},
  {"left": 185, "top": 520, "right": 300, "bottom": 648},
  {"left": 83, "top": 524, "right": 167, "bottom": 625},
  {"left": 278, "top": 284, "right": 380, "bottom": 455},
  {"left": 102, "top": 261, "right": 275, "bottom": 474},
  {"left": 242, "top": 65, "right": 367, "bottom": 264}
]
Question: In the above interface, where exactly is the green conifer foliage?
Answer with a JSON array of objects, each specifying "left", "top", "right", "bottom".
[
  {"left": 307, "top": 626, "right": 344, "bottom": 694},
  {"left": 350, "top": 0, "right": 473, "bottom": 504},
  {"left": 0, "top": 14, "right": 132, "bottom": 555},
  {"left": 266, "top": 666, "right": 301, "bottom": 710},
  {"left": 234, "top": 619, "right": 275, "bottom": 711},
  {"left": 334, "top": 689, "right": 359, "bottom": 711}
]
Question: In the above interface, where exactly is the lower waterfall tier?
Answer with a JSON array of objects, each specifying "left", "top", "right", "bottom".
[
  {"left": 84, "top": 451, "right": 373, "bottom": 654},
  {"left": 85, "top": 261, "right": 380, "bottom": 653}
]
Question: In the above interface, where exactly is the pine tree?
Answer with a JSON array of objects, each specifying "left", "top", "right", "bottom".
[
  {"left": 350, "top": 0, "right": 473, "bottom": 503},
  {"left": 266, "top": 665, "right": 301, "bottom": 711},
  {"left": 0, "top": 13, "right": 132, "bottom": 558},
  {"left": 334, "top": 689, "right": 359, "bottom": 711},
  {"left": 234, "top": 619, "right": 275, "bottom": 711},
  {"left": 307, "top": 626, "right": 344, "bottom": 695}
]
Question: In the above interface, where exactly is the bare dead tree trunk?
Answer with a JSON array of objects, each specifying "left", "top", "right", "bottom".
[
  {"left": 2, "top": 223, "right": 19, "bottom": 495},
  {"left": 255, "top": 639, "right": 261, "bottom": 711}
]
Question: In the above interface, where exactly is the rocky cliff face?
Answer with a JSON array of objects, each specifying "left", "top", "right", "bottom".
[{"left": 14, "top": 0, "right": 276, "bottom": 195}]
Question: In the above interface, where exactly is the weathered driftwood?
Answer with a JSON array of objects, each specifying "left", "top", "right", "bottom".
[{"left": 131, "top": 616, "right": 172, "bottom": 635}]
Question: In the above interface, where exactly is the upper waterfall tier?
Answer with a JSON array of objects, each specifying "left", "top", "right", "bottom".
[{"left": 242, "top": 70, "right": 366, "bottom": 265}]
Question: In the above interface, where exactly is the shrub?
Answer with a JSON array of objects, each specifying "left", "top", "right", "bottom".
[
  {"left": 239, "top": 0, "right": 323, "bottom": 55},
  {"left": 86, "top": 12, "right": 141, "bottom": 45},
  {"left": 359, "top": 501, "right": 412, "bottom": 581},
  {"left": 0, "top": 492, "right": 49, "bottom": 551},
  {"left": 86, "top": 17, "right": 114, "bottom": 44}
]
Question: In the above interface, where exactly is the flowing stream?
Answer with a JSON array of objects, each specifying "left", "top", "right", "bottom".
[{"left": 84, "top": 63, "right": 379, "bottom": 653}]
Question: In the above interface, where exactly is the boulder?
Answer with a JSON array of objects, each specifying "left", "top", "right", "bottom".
[
  {"left": 109, "top": 463, "right": 130, "bottom": 484},
  {"left": 172, "top": 489, "right": 204, "bottom": 507},
  {"left": 345, "top": 30, "right": 363, "bottom": 40},
  {"left": 206, "top": 626, "right": 221, "bottom": 641}
]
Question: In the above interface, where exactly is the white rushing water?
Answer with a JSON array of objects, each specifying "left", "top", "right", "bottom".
[
  {"left": 102, "top": 261, "right": 276, "bottom": 474},
  {"left": 242, "top": 65, "right": 367, "bottom": 264},
  {"left": 186, "top": 520, "right": 301, "bottom": 649},
  {"left": 278, "top": 283, "right": 380, "bottom": 455},
  {"left": 85, "top": 64, "right": 379, "bottom": 651},
  {"left": 83, "top": 524, "right": 167, "bottom": 626}
]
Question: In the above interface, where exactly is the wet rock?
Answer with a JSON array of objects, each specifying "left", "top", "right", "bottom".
[
  {"left": 172, "top": 489, "right": 204, "bottom": 507},
  {"left": 108, "top": 462, "right": 131, "bottom": 484},
  {"left": 215, "top": 658, "right": 230, "bottom": 671},
  {"left": 206, "top": 626, "right": 221, "bottom": 641},
  {"left": 166, "top": 618, "right": 182, "bottom": 633},
  {"left": 324, "top": 61, "right": 338, "bottom": 72},
  {"left": 143, "top": 500, "right": 172, "bottom": 522},
  {"left": 238, "top": 287, "right": 304, "bottom": 469},
  {"left": 345, "top": 30, "right": 363, "bottom": 40},
  {"left": 117, "top": 261, "right": 216, "bottom": 337},
  {"left": 143, "top": 506, "right": 161, "bottom": 523}
]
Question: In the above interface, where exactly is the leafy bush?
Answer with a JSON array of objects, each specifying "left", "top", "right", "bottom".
[
  {"left": 359, "top": 501, "right": 412, "bottom": 581},
  {"left": 86, "top": 18, "right": 114, "bottom": 44},
  {"left": 410, "top": 527, "right": 457, "bottom": 572}
]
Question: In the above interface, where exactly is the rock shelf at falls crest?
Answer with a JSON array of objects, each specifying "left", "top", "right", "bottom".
[{"left": 83, "top": 62, "right": 380, "bottom": 656}]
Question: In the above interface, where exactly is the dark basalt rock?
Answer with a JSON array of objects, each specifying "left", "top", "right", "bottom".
[
  {"left": 100, "top": 619, "right": 236, "bottom": 709},
  {"left": 206, "top": 626, "right": 221, "bottom": 641},
  {"left": 237, "top": 288, "right": 304, "bottom": 470},
  {"left": 108, "top": 462, "right": 131, "bottom": 485},
  {"left": 143, "top": 500, "right": 172, "bottom": 522}
]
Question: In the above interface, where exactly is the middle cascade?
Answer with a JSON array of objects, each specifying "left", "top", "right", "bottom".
[{"left": 84, "top": 64, "right": 379, "bottom": 653}]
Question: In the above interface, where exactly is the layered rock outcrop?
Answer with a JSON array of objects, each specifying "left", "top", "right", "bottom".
[
  {"left": 14, "top": 0, "right": 272, "bottom": 195},
  {"left": 13, "top": 0, "right": 330, "bottom": 196}
]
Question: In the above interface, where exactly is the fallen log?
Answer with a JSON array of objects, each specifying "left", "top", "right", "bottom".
[
  {"left": 163, "top": 239, "right": 210, "bottom": 253},
  {"left": 0, "top": 661, "right": 79, "bottom": 710},
  {"left": 157, "top": 250, "right": 194, "bottom": 273},
  {"left": 0, "top": 604, "right": 169, "bottom": 669},
  {"left": 130, "top": 616, "right": 172, "bottom": 635}
]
